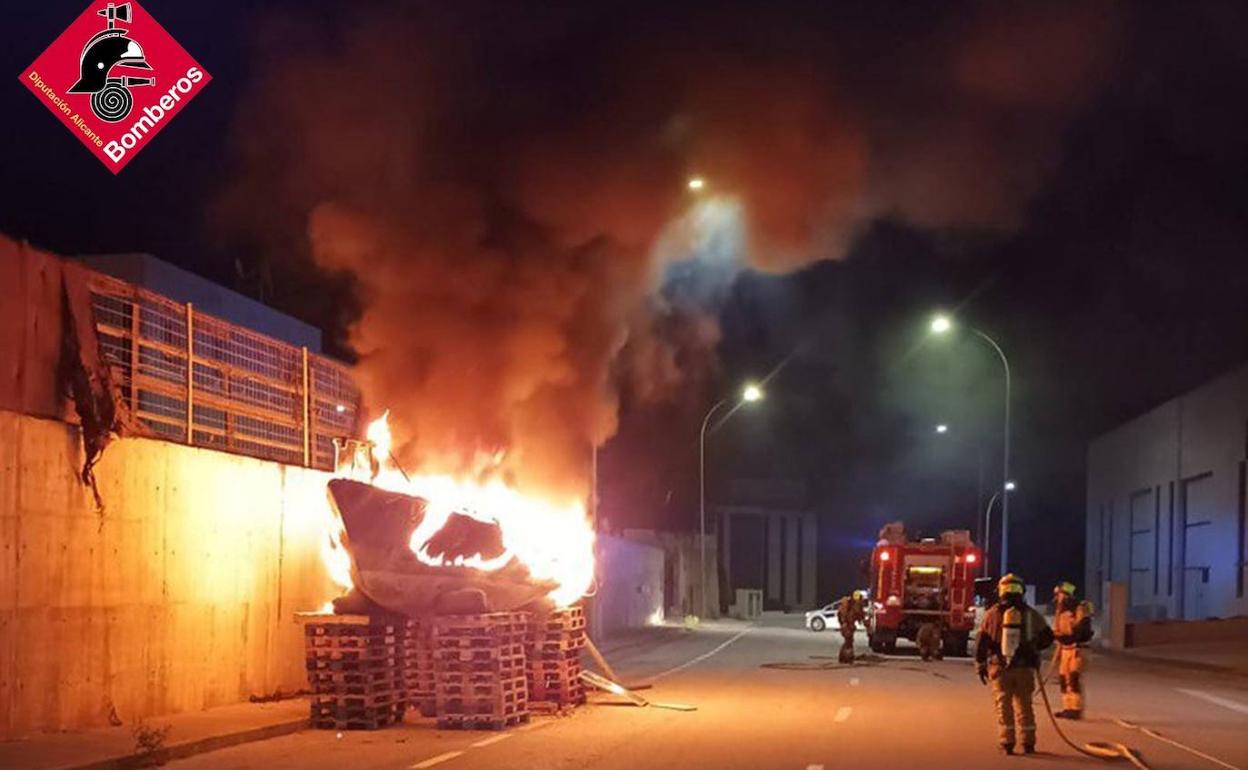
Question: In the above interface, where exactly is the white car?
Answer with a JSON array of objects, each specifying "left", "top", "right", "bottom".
[{"left": 804, "top": 602, "right": 842, "bottom": 632}]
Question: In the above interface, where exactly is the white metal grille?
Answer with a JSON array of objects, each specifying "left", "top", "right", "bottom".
[{"left": 87, "top": 271, "right": 360, "bottom": 469}]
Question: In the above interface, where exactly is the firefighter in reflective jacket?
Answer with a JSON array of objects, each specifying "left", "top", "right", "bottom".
[
  {"left": 1053, "top": 581, "right": 1094, "bottom": 719},
  {"left": 975, "top": 574, "right": 1054, "bottom": 755},
  {"left": 837, "top": 591, "right": 866, "bottom": 663},
  {"left": 917, "top": 621, "right": 943, "bottom": 661}
]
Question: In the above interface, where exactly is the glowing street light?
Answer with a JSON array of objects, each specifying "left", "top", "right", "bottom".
[
  {"left": 981, "top": 480, "right": 1018, "bottom": 576},
  {"left": 929, "top": 312, "right": 1014, "bottom": 573},
  {"left": 687, "top": 177, "right": 706, "bottom": 191},
  {"left": 935, "top": 423, "right": 949, "bottom": 434},
  {"left": 699, "top": 381, "right": 765, "bottom": 618}
]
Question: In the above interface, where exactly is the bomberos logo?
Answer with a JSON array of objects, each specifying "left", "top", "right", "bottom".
[{"left": 19, "top": 1, "right": 211, "bottom": 173}]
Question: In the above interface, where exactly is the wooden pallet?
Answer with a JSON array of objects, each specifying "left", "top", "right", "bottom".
[
  {"left": 304, "top": 616, "right": 406, "bottom": 730},
  {"left": 436, "top": 711, "right": 530, "bottom": 731},
  {"left": 308, "top": 667, "right": 398, "bottom": 684},
  {"left": 525, "top": 609, "right": 586, "bottom": 711},
  {"left": 310, "top": 701, "right": 406, "bottom": 731},
  {"left": 436, "top": 676, "right": 526, "bottom": 698}
]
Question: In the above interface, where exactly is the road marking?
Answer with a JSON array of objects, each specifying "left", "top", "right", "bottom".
[
  {"left": 1116, "top": 718, "right": 1245, "bottom": 770},
  {"left": 651, "top": 628, "right": 752, "bottom": 681},
  {"left": 517, "top": 719, "right": 553, "bottom": 733},
  {"left": 411, "top": 751, "right": 463, "bottom": 769},
  {"left": 834, "top": 706, "right": 852, "bottom": 723},
  {"left": 1177, "top": 688, "right": 1248, "bottom": 715},
  {"left": 470, "top": 734, "right": 513, "bottom": 748},
  {"left": 849, "top": 677, "right": 860, "bottom": 687}
]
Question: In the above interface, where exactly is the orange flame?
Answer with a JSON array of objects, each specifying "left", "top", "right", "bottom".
[{"left": 318, "top": 412, "right": 595, "bottom": 609}]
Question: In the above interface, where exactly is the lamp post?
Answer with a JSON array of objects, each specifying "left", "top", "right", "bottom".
[
  {"left": 981, "top": 481, "right": 1017, "bottom": 577},
  {"left": 930, "top": 314, "right": 1013, "bottom": 573},
  {"left": 699, "top": 382, "right": 763, "bottom": 619}
]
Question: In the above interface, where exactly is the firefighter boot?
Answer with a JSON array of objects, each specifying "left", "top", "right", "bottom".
[{"left": 1060, "top": 648, "right": 1086, "bottom": 718}]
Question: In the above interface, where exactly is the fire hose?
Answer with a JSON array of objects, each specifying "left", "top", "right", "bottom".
[
  {"left": 1036, "top": 652, "right": 1244, "bottom": 770},
  {"left": 1033, "top": 666, "right": 1151, "bottom": 770}
]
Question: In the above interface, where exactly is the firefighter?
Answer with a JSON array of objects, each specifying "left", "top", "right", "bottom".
[
  {"left": 837, "top": 591, "right": 866, "bottom": 664},
  {"left": 1053, "top": 581, "right": 1095, "bottom": 719},
  {"left": 917, "top": 620, "right": 943, "bottom": 661},
  {"left": 975, "top": 574, "right": 1054, "bottom": 755}
]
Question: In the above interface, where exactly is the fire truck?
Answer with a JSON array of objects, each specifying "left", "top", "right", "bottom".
[{"left": 866, "top": 522, "right": 980, "bottom": 656}]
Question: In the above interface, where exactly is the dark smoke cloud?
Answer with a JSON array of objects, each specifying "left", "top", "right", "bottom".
[{"left": 219, "top": 1, "right": 1119, "bottom": 498}]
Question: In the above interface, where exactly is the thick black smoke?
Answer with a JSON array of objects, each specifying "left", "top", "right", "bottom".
[{"left": 219, "top": 1, "right": 1118, "bottom": 498}]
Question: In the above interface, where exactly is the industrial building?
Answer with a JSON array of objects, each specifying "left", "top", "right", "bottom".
[
  {"left": 1085, "top": 362, "right": 1248, "bottom": 622},
  {"left": 715, "top": 479, "right": 818, "bottom": 612}
]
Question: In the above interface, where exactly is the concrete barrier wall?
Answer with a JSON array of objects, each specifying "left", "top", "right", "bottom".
[
  {"left": 591, "top": 535, "right": 664, "bottom": 637},
  {"left": 0, "top": 409, "right": 338, "bottom": 738},
  {"left": 1126, "top": 615, "right": 1248, "bottom": 647}
]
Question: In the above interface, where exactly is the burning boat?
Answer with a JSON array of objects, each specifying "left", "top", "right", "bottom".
[{"left": 319, "top": 413, "right": 595, "bottom": 618}]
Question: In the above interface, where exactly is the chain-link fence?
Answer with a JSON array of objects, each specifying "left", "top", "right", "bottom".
[{"left": 87, "top": 271, "right": 360, "bottom": 470}]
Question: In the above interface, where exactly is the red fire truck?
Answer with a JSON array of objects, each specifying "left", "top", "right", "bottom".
[{"left": 866, "top": 522, "right": 980, "bottom": 656}]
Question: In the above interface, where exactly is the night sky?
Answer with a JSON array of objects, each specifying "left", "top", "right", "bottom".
[{"left": 5, "top": 1, "right": 1248, "bottom": 601}]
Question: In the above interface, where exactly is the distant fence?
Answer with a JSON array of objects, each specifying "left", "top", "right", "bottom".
[{"left": 87, "top": 271, "right": 360, "bottom": 470}]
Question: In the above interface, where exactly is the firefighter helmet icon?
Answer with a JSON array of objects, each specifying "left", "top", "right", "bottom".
[{"left": 66, "top": 3, "right": 153, "bottom": 123}]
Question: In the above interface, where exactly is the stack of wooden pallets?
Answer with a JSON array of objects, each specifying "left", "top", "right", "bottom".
[
  {"left": 526, "top": 606, "right": 587, "bottom": 712},
  {"left": 304, "top": 616, "right": 407, "bottom": 730},
  {"left": 401, "top": 618, "right": 436, "bottom": 717},
  {"left": 432, "top": 612, "right": 531, "bottom": 730}
]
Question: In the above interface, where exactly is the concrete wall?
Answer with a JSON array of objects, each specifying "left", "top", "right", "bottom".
[
  {"left": 619, "top": 529, "right": 719, "bottom": 619},
  {"left": 0, "top": 239, "right": 70, "bottom": 422},
  {"left": 1126, "top": 615, "right": 1248, "bottom": 646},
  {"left": 0, "top": 409, "right": 338, "bottom": 738},
  {"left": 1086, "top": 363, "right": 1248, "bottom": 622},
  {"left": 590, "top": 535, "right": 664, "bottom": 637}
]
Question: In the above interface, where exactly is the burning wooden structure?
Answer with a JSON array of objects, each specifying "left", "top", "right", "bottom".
[
  {"left": 301, "top": 475, "right": 594, "bottom": 730},
  {"left": 325, "top": 478, "right": 557, "bottom": 618}
]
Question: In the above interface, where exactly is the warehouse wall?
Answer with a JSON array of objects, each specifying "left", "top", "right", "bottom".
[
  {"left": 1086, "top": 362, "right": 1248, "bottom": 622},
  {"left": 0, "top": 409, "right": 338, "bottom": 739}
]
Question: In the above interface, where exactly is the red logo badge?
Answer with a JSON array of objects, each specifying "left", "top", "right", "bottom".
[{"left": 19, "top": 1, "right": 211, "bottom": 173}]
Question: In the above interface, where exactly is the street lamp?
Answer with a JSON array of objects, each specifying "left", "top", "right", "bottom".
[
  {"left": 935, "top": 423, "right": 948, "bottom": 434},
  {"left": 688, "top": 177, "right": 706, "bottom": 191},
  {"left": 929, "top": 313, "right": 1013, "bottom": 573},
  {"left": 699, "top": 382, "right": 764, "bottom": 618},
  {"left": 981, "top": 481, "right": 1017, "bottom": 577}
]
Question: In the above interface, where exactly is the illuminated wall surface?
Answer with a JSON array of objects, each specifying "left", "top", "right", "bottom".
[
  {"left": 1086, "top": 362, "right": 1248, "bottom": 623},
  {"left": 592, "top": 535, "right": 664, "bottom": 635},
  {"left": 0, "top": 409, "right": 339, "bottom": 738}
]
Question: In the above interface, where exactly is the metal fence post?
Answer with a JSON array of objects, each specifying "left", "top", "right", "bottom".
[
  {"left": 186, "top": 302, "right": 194, "bottom": 445},
  {"left": 129, "top": 292, "right": 140, "bottom": 417},
  {"left": 302, "top": 347, "right": 311, "bottom": 468}
]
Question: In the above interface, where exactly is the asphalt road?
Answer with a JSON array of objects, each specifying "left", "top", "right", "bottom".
[{"left": 167, "top": 616, "right": 1248, "bottom": 770}]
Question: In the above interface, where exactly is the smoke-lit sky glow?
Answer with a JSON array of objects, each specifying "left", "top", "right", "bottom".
[{"left": 4, "top": 0, "right": 1248, "bottom": 593}]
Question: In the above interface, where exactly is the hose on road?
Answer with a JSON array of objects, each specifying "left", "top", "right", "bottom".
[
  {"left": 1034, "top": 668, "right": 1151, "bottom": 770},
  {"left": 1112, "top": 719, "right": 1244, "bottom": 770}
]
